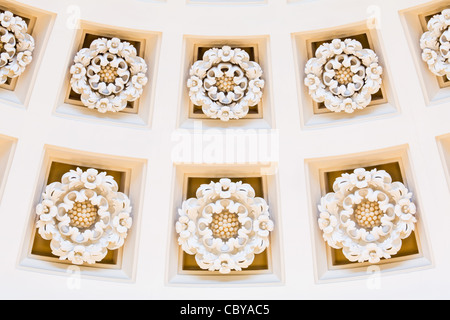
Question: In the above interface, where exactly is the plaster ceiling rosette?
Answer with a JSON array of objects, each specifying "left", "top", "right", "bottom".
[
  {"left": 35, "top": 168, "right": 132, "bottom": 265},
  {"left": 176, "top": 178, "right": 273, "bottom": 274},
  {"left": 317, "top": 168, "right": 417, "bottom": 264},
  {"left": 420, "top": 9, "right": 450, "bottom": 80},
  {"left": 0, "top": 10, "right": 35, "bottom": 84},
  {"left": 304, "top": 38, "right": 383, "bottom": 113},
  {"left": 187, "top": 46, "right": 265, "bottom": 121},
  {"left": 70, "top": 37, "right": 148, "bottom": 113}
]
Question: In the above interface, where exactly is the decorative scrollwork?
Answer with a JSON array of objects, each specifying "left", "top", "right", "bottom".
[
  {"left": 36, "top": 168, "right": 132, "bottom": 265},
  {"left": 187, "top": 46, "right": 265, "bottom": 121},
  {"left": 304, "top": 39, "right": 383, "bottom": 113},
  {"left": 317, "top": 168, "right": 416, "bottom": 264},
  {"left": 0, "top": 10, "right": 35, "bottom": 85},
  {"left": 420, "top": 9, "right": 450, "bottom": 80},
  {"left": 176, "top": 178, "right": 273, "bottom": 273},
  {"left": 70, "top": 37, "right": 148, "bottom": 113}
]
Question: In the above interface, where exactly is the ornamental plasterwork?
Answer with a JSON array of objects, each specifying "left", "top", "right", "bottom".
[
  {"left": 420, "top": 9, "right": 450, "bottom": 80},
  {"left": 0, "top": 10, "right": 35, "bottom": 85},
  {"left": 35, "top": 168, "right": 132, "bottom": 265},
  {"left": 304, "top": 38, "right": 383, "bottom": 113},
  {"left": 317, "top": 168, "right": 417, "bottom": 264},
  {"left": 176, "top": 178, "right": 273, "bottom": 274},
  {"left": 187, "top": 46, "right": 265, "bottom": 121},
  {"left": 70, "top": 37, "right": 148, "bottom": 113}
]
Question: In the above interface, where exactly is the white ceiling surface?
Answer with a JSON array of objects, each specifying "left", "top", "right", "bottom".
[{"left": 0, "top": 0, "right": 448, "bottom": 299}]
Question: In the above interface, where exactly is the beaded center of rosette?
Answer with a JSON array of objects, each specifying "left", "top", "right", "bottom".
[
  {"left": 216, "top": 75, "right": 236, "bottom": 93},
  {"left": 68, "top": 200, "right": 98, "bottom": 229},
  {"left": 98, "top": 65, "right": 118, "bottom": 83},
  {"left": 334, "top": 66, "right": 355, "bottom": 85},
  {"left": 354, "top": 200, "right": 383, "bottom": 230},
  {"left": 209, "top": 210, "right": 241, "bottom": 241}
]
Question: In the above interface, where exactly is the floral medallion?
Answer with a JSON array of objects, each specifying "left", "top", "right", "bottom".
[
  {"left": 36, "top": 168, "right": 132, "bottom": 265},
  {"left": 304, "top": 38, "right": 383, "bottom": 113},
  {"left": 0, "top": 10, "right": 35, "bottom": 85},
  {"left": 176, "top": 178, "right": 273, "bottom": 273},
  {"left": 187, "top": 46, "right": 265, "bottom": 121},
  {"left": 420, "top": 9, "right": 450, "bottom": 80},
  {"left": 317, "top": 168, "right": 416, "bottom": 264},
  {"left": 70, "top": 37, "right": 148, "bottom": 113}
]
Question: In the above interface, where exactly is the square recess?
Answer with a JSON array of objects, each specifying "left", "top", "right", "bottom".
[
  {"left": 436, "top": 133, "right": 450, "bottom": 192},
  {"left": 292, "top": 21, "right": 398, "bottom": 128},
  {"left": 0, "top": 2, "right": 55, "bottom": 108},
  {"left": 18, "top": 145, "right": 146, "bottom": 282},
  {"left": 0, "top": 134, "right": 17, "bottom": 203},
  {"left": 178, "top": 35, "right": 274, "bottom": 130},
  {"left": 400, "top": 1, "right": 450, "bottom": 106},
  {"left": 167, "top": 164, "right": 283, "bottom": 286},
  {"left": 305, "top": 145, "right": 432, "bottom": 283},
  {"left": 54, "top": 20, "right": 161, "bottom": 128}
]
